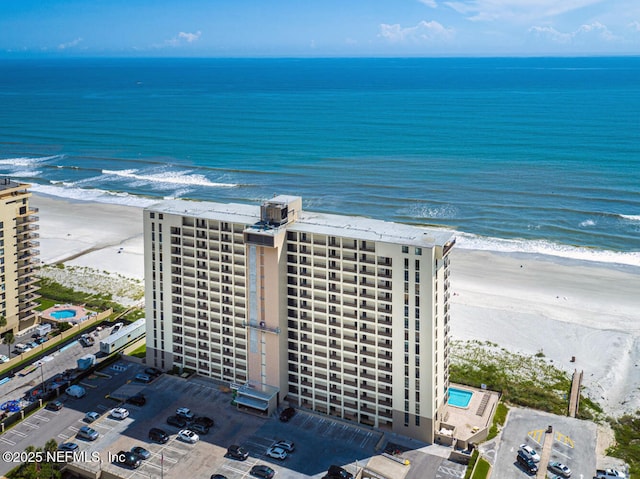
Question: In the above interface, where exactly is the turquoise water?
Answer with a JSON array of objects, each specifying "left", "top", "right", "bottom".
[
  {"left": 448, "top": 387, "right": 473, "bottom": 408},
  {"left": 50, "top": 310, "right": 76, "bottom": 320},
  {"left": 0, "top": 57, "right": 638, "bottom": 264}
]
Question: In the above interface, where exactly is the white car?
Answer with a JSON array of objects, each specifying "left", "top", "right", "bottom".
[
  {"left": 519, "top": 444, "right": 540, "bottom": 462},
  {"left": 274, "top": 440, "right": 295, "bottom": 452},
  {"left": 111, "top": 407, "right": 130, "bottom": 420},
  {"left": 265, "top": 446, "right": 288, "bottom": 460},
  {"left": 178, "top": 429, "right": 199, "bottom": 444},
  {"left": 0, "top": 354, "right": 9, "bottom": 363}
]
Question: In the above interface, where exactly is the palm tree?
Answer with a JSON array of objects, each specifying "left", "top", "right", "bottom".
[
  {"left": 3, "top": 331, "right": 15, "bottom": 357},
  {"left": 0, "top": 315, "right": 6, "bottom": 329}
]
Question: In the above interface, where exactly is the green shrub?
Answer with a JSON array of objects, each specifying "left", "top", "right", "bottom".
[
  {"left": 471, "top": 458, "right": 491, "bottom": 479},
  {"left": 464, "top": 450, "right": 479, "bottom": 479}
]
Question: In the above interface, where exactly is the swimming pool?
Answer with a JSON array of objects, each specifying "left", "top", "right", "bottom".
[
  {"left": 448, "top": 387, "right": 473, "bottom": 408},
  {"left": 50, "top": 309, "right": 77, "bottom": 320}
]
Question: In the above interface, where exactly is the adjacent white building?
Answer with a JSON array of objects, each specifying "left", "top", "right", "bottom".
[{"left": 144, "top": 195, "right": 454, "bottom": 442}]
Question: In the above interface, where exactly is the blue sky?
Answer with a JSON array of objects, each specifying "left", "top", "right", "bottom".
[{"left": 1, "top": 0, "right": 639, "bottom": 57}]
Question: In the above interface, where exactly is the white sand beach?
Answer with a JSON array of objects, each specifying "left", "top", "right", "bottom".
[{"left": 31, "top": 193, "right": 640, "bottom": 416}]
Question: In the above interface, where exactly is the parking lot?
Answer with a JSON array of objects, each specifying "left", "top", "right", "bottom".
[
  {"left": 488, "top": 407, "right": 597, "bottom": 479},
  {"left": 2, "top": 360, "right": 472, "bottom": 479}
]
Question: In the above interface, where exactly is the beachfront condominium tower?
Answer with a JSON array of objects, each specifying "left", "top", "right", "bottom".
[
  {"left": 144, "top": 195, "right": 455, "bottom": 442},
  {"left": 0, "top": 179, "right": 41, "bottom": 336}
]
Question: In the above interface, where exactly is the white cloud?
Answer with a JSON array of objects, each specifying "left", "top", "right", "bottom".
[
  {"left": 528, "top": 22, "right": 616, "bottom": 43},
  {"left": 165, "top": 31, "right": 202, "bottom": 47},
  {"left": 58, "top": 38, "right": 83, "bottom": 50},
  {"left": 418, "top": 0, "right": 438, "bottom": 7},
  {"left": 444, "top": 0, "right": 603, "bottom": 23},
  {"left": 629, "top": 20, "right": 640, "bottom": 31},
  {"left": 379, "top": 20, "right": 454, "bottom": 43}
]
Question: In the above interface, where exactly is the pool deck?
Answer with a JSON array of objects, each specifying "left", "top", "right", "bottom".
[
  {"left": 40, "top": 304, "right": 91, "bottom": 324},
  {"left": 439, "top": 384, "right": 500, "bottom": 447}
]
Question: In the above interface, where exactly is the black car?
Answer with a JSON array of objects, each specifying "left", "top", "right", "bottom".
[
  {"left": 116, "top": 451, "right": 141, "bottom": 469},
  {"left": 167, "top": 415, "right": 188, "bottom": 428},
  {"left": 226, "top": 445, "right": 249, "bottom": 461},
  {"left": 126, "top": 394, "right": 146, "bottom": 406},
  {"left": 250, "top": 465, "right": 275, "bottom": 479},
  {"left": 279, "top": 407, "right": 295, "bottom": 422},
  {"left": 516, "top": 452, "right": 538, "bottom": 475},
  {"left": 46, "top": 400, "right": 64, "bottom": 411},
  {"left": 194, "top": 416, "right": 214, "bottom": 428},
  {"left": 190, "top": 423, "right": 210, "bottom": 434},
  {"left": 211, "top": 475, "right": 228, "bottom": 479},
  {"left": 327, "top": 465, "right": 354, "bottom": 479},
  {"left": 144, "top": 367, "right": 163, "bottom": 377},
  {"left": 148, "top": 428, "right": 169, "bottom": 444}
]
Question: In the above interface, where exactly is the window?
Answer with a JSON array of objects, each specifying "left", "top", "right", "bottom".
[
  {"left": 415, "top": 247, "right": 422, "bottom": 255},
  {"left": 402, "top": 246, "right": 409, "bottom": 254},
  {"left": 415, "top": 260, "right": 420, "bottom": 270}
]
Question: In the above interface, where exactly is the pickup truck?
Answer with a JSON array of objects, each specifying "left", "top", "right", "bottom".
[{"left": 595, "top": 469, "right": 627, "bottom": 479}]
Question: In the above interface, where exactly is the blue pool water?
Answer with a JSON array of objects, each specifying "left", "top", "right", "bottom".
[
  {"left": 448, "top": 387, "right": 473, "bottom": 408},
  {"left": 50, "top": 310, "right": 76, "bottom": 320}
]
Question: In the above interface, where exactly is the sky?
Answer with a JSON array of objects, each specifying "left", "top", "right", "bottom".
[{"left": 1, "top": 0, "right": 639, "bottom": 57}]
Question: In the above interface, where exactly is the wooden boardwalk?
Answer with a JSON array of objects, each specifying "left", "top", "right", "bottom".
[{"left": 568, "top": 369, "right": 583, "bottom": 418}]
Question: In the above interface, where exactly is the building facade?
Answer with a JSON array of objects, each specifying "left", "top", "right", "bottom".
[
  {"left": 144, "top": 195, "right": 454, "bottom": 442},
  {"left": 0, "top": 179, "right": 41, "bottom": 336}
]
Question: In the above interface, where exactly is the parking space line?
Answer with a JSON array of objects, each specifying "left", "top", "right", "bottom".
[
  {"left": 32, "top": 414, "right": 50, "bottom": 422},
  {"left": 57, "top": 433, "right": 71, "bottom": 440},
  {"left": 22, "top": 422, "right": 39, "bottom": 429},
  {"left": 554, "top": 432, "right": 575, "bottom": 448},
  {"left": 8, "top": 429, "right": 27, "bottom": 437},
  {"left": 0, "top": 437, "right": 16, "bottom": 446},
  {"left": 552, "top": 449, "right": 573, "bottom": 460}
]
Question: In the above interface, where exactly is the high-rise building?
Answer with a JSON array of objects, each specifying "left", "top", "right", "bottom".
[
  {"left": 144, "top": 195, "right": 455, "bottom": 442},
  {"left": 0, "top": 179, "right": 41, "bottom": 336}
]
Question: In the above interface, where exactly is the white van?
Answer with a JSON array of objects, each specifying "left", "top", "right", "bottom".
[{"left": 15, "top": 343, "right": 31, "bottom": 353}]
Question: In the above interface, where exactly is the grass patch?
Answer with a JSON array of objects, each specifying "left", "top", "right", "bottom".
[
  {"left": 487, "top": 402, "right": 509, "bottom": 440},
  {"left": 607, "top": 412, "right": 640, "bottom": 478},
  {"left": 128, "top": 343, "right": 146, "bottom": 359},
  {"left": 471, "top": 457, "right": 491, "bottom": 479}
]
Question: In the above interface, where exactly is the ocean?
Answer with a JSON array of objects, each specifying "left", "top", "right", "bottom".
[{"left": 0, "top": 57, "right": 638, "bottom": 266}]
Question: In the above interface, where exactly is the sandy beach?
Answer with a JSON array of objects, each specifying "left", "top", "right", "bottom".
[{"left": 31, "top": 193, "right": 640, "bottom": 417}]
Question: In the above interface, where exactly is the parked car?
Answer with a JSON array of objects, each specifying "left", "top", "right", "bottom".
[
  {"left": 79, "top": 334, "right": 95, "bottom": 347},
  {"left": 279, "top": 407, "right": 295, "bottom": 422},
  {"left": 178, "top": 429, "right": 199, "bottom": 444},
  {"left": 190, "top": 422, "right": 210, "bottom": 434},
  {"left": 46, "top": 400, "right": 63, "bottom": 411},
  {"left": 126, "top": 394, "right": 146, "bottom": 406},
  {"left": 58, "top": 442, "right": 79, "bottom": 452},
  {"left": 77, "top": 426, "right": 99, "bottom": 441},
  {"left": 131, "top": 446, "right": 151, "bottom": 460},
  {"left": 148, "top": 428, "right": 169, "bottom": 444},
  {"left": 27, "top": 341, "right": 39, "bottom": 349},
  {"left": 84, "top": 411, "right": 100, "bottom": 423},
  {"left": 134, "top": 373, "right": 152, "bottom": 383},
  {"left": 250, "top": 465, "right": 276, "bottom": 479},
  {"left": 519, "top": 444, "right": 541, "bottom": 462},
  {"left": 226, "top": 445, "right": 249, "bottom": 461},
  {"left": 167, "top": 415, "right": 188, "bottom": 428},
  {"left": 327, "top": 465, "right": 354, "bottom": 479},
  {"left": 111, "top": 407, "right": 129, "bottom": 420},
  {"left": 112, "top": 322, "right": 124, "bottom": 333},
  {"left": 548, "top": 462, "right": 571, "bottom": 478},
  {"left": 116, "top": 450, "right": 141, "bottom": 469},
  {"left": 145, "top": 367, "right": 163, "bottom": 377},
  {"left": 0, "top": 354, "right": 9, "bottom": 363},
  {"left": 265, "top": 446, "right": 287, "bottom": 460},
  {"left": 210, "top": 475, "right": 228, "bottom": 479},
  {"left": 36, "top": 336, "right": 48, "bottom": 344},
  {"left": 516, "top": 451, "right": 538, "bottom": 475},
  {"left": 273, "top": 440, "right": 295, "bottom": 452},
  {"left": 176, "top": 407, "right": 195, "bottom": 420},
  {"left": 194, "top": 416, "right": 214, "bottom": 428}
]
